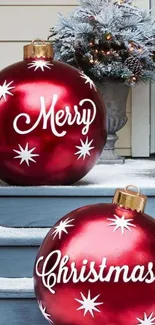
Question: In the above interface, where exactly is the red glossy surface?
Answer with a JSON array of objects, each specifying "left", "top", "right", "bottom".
[
  {"left": 0, "top": 58, "right": 107, "bottom": 185},
  {"left": 34, "top": 203, "right": 155, "bottom": 325}
]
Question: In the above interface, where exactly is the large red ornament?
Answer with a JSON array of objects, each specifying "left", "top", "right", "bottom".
[
  {"left": 34, "top": 186, "right": 155, "bottom": 325},
  {"left": 0, "top": 40, "right": 107, "bottom": 185}
]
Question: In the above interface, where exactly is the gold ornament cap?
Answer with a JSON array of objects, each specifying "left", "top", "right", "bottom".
[
  {"left": 113, "top": 185, "right": 147, "bottom": 213},
  {"left": 24, "top": 39, "right": 54, "bottom": 60}
]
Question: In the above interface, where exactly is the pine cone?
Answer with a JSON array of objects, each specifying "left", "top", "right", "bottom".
[{"left": 125, "top": 56, "right": 143, "bottom": 76}]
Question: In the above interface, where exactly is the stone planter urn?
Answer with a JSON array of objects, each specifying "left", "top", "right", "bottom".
[{"left": 95, "top": 79, "right": 130, "bottom": 164}]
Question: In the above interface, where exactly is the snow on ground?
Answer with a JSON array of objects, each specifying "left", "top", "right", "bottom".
[
  {"left": 80, "top": 159, "right": 155, "bottom": 188},
  {"left": 0, "top": 226, "right": 49, "bottom": 239},
  {"left": 0, "top": 277, "right": 33, "bottom": 291},
  {"left": 0, "top": 159, "right": 155, "bottom": 189}
]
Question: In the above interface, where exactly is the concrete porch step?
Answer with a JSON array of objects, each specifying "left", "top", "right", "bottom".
[
  {"left": 0, "top": 159, "right": 155, "bottom": 325},
  {"left": 0, "top": 160, "right": 155, "bottom": 227}
]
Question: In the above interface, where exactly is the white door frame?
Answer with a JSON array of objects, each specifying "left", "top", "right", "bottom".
[
  {"left": 131, "top": 0, "right": 150, "bottom": 157},
  {"left": 151, "top": 83, "right": 155, "bottom": 154},
  {"left": 150, "top": 0, "right": 155, "bottom": 154}
]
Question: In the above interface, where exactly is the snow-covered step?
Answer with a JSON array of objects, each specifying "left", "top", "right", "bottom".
[
  {"left": 0, "top": 278, "right": 34, "bottom": 298},
  {"left": 0, "top": 228, "right": 49, "bottom": 277},
  {"left": 0, "top": 300, "right": 46, "bottom": 325},
  {"left": 0, "top": 246, "right": 37, "bottom": 278},
  {"left": 0, "top": 227, "right": 50, "bottom": 246},
  {"left": 0, "top": 161, "right": 155, "bottom": 227},
  {"left": 0, "top": 228, "right": 50, "bottom": 277},
  {"left": 0, "top": 278, "right": 46, "bottom": 325},
  {"left": 0, "top": 299, "right": 46, "bottom": 325},
  {"left": 0, "top": 160, "right": 155, "bottom": 325},
  {"left": 0, "top": 160, "right": 155, "bottom": 278}
]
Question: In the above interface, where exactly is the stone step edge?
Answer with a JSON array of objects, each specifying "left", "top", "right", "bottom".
[
  {"left": 0, "top": 278, "right": 34, "bottom": 298},
  {"left": 0, "top": 186, "right": 154, "bottom": 197},
  {"left": 0, "top": 227, "right": 50, "bottom": 246},
  {"left": 0, "top": 186, "right": 117, "bottom": 196}
]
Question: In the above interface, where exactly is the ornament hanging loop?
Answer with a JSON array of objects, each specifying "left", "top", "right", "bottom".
[
  {"left": 125, "top": 185, "right": 141, "bottom": 196},
  {"left": 32, "top": 39, "right": 46, "bottom": 45}
]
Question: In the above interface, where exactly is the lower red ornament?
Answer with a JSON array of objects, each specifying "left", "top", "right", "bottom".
[{"left": 34, "top": 198, "right": 155, "bottom": 325}]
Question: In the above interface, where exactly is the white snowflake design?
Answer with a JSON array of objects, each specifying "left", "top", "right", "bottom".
[
  {"left": 0, "top": 80, "right": 15, "bottom": 101},
  {"left": 52, "top": 217, "right": 74, "bottom": 239},
  {"left": 39, "top": 301, "right": 53, "bottom": 324},
  {"left": 137, "top": 312, "right": 155, "bottom": 325},
  {"left": 75, "top": 290, "right": 103, "bottom": 317},
  {"left": 80, "top": 71, "right": 97, "bottom": 91},
  {"left": 75, "top": 137, "right": 94, "bottom": 160},
  {"left": 107, "top": 214, "right": 136, "bottom": 235},
  {"left": 27, "top": 60, "right": 53, "bottom": 71},
  {"left": 13, "top": 143, "right": 39, "bottom": 166}
]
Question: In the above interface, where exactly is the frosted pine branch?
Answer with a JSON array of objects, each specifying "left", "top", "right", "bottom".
[{"left": 49, "top": 0, "right": 155, "bottom": 85}]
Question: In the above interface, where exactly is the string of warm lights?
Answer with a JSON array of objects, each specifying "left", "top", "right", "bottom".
[
  {"left": 128, "top": 42, "right": 143, "bottom": 53},
  {"left": 87, "top": 35, "right": 145, "bottom": 84},
  {"left": 75, "top": 3, "right": 155, "bottom": 85}
]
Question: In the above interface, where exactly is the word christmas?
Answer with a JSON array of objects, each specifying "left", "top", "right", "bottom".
[
  {"left": 13, "top": 94, "right": 97, "bottom": 137},
  {"left": 36, "top": 250, "right": 155, "bottom": 294}
]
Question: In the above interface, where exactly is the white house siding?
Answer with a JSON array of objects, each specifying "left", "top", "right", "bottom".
[{"left": 0, "top": 0, "right": 150, "bottom": 157}]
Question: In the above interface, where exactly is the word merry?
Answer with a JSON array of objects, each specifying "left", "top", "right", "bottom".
[
  {"left": 36, "top": 250, "right": 155, "bottom": 294},
  {"left": 13, "top": 94, "right": 97, "bottom": 137}
]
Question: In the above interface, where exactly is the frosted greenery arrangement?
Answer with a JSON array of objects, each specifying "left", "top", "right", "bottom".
[{"left": 49, "top": 0, "right": 155, "bottom": 85}]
